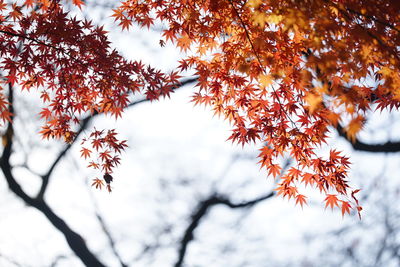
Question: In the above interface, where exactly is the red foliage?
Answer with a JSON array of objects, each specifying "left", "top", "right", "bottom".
[
  {"left": 4, "top": 0, "right": 400, "bottom": 217},
  {"left": 112, "top": 0, "right": 400, "bottom": 216},
  {"left": 0, "top": 0, "right": 178, "bottom": 187}
]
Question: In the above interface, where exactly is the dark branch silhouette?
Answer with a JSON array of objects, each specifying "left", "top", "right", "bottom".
[
  {"left": 37, "top": 77, "right": 197, "bottom": 200},
  {"left": 86, "top": 182, "right": 129, "bottom": 267},
  {"left": 301, "top": 48, "right": 400, "bottom": 153},
  {"left": 37, "top": 115, "right": 92, "bottom": 200},
  {"left": 336, "top": 124, "right": 400, "bottom": 153},
  {"left": 0, "top": 252, "right": 26, "bottom": 267},
  {"left": 1, "top": 77, "right": 197, "bottom": 266},
  {"left": 49, "top": 255, "right": 67, "bottom": 267},
  {"left": 0, "top": 84, "right": 106, "bottom": 267},
  {"left": 174, "top": 191, "right": 274, "bottom": 267}
]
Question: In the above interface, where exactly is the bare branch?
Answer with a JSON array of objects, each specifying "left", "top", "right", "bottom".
[
  {"left": 36, "top": 77, "right": 198, "bottom": 199},
  {"left": 49, "top": 255, "right": 67, "bottom": 267},
  {"left": 174, "top": 158, "right": 292, "bottom": 267},
  {"left": 36, "top": 115, "right": 92, "bottom": 200},
  {"left": 174, "top": 191, "right": 274, "bottom": 267},
  {"left": 85, "top": 180, "right": 128, "bottom": 267},
  {"left": 336, "top": 124, "right": 400, "bottom": 153},
  {"left": 0, "top": 252, "right": 27, "bottom": 267},
  {"left": 0, "top": 84, "right": 106, "bottom": 267}
]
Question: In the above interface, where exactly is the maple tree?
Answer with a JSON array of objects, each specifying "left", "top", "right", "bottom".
[
  {"left": 1, "top": 0, "right": 400, "bottom": 218},
  {"left": 0, "top": 0, "right": 400, "bottom": 266}
]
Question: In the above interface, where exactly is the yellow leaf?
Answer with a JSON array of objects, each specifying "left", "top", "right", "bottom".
[
  {"left": 177, "top": 33, "right": 192, "bottom": 52},
  {"left": 380, "top": 66, "right": 393, "bottom": 77},
  {"left": 330, "top": 6, "right": 339, "bottom": 16},
  {"left": 246, "top": 0, "right": 262, "bottom": 8},
  {"left": 267, "top": 14, "right": 283, "bottom": 24},
  {"left": 304, "top": 93, "right": 322, "bottom": 113},
  {"left": 258, "top": 74, "right": 273, "bottom": 88},
  {"left": 345, "top": 115, "right": 364, "bottom": 142},
  {"left": 252, "top": 11, "right": 268, "bottom": 27}
]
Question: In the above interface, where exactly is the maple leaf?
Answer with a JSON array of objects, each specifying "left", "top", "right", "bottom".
[
  {"left": 91, "top": 178, "right": 104, "bottom": 190},
  {"left": 141, "top": 16, "right": 153, "bottom": 28},
  {"left": 345, "top": 116, "right": 364, "bottom": 143},
  {"left": 267, "top": 163, "right": 282, "bottom": 178},
  {"left": 176, "top": 33, "right": 192, "bottom": 52},
  {"left": 295, "top": 194, "right": 307, "bottom": 208},
  {"left": 119, "top": 18, "right": 133, "bottom": 30},
  {"left": 6, "top": 74, "right": 17, "bottom": 86},
  {"left": 304, "top": 93, "right": 322, "bottom": 114},
  {"left": 88, "top": 161, "right": 100, "bottom": 169},
  {"left": 72, "top": 0, "right": 84, "bottom": 8},
  {"left": 39, "top": 126, "right": 53, "bottom": 139},
  {"left": 259, "top": 74, "right": 273, "bottom": 88},
  {"left": 9, "top": 4, "right": 22, "bottom": 21},
  {"left": 340, "top": 201, "right": 351, "bottom": 217},
  {"left": 24, "top": 0, "right": 34, "bottom": 8},
  {"left": 80, "top": 148, "right": 91, "bottom": 159},
  {"left": 163, "top": 29, "right": 176, "bottom": 42},
  {"left": 329, "top": 149, "right": 341, "bottom": 163},
  {"left": 276, "top": 185, "right": 297, "bottom": 199},
  {"left": 39, "top": 108, "right": 52, "bottom": 120},
  {"left": 159, "top": 39, "right": 166, "bottom": 47},
  {"left": 301, "top": 173, "right": 314, "bottom": 187},
  {"left": 287, "top": 167, "right": 301, "bottom": 180},
  {"left": 91, "top": 139, "right": 103, "bottom": 151},
  {"left": 40, "top": 91, "right": 50, "bottom": 103},
  {"left": 324, "top": 194, "right": 339, "bottom": 210}
]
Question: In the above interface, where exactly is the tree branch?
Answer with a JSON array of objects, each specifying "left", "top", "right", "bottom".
[
  {"left": 36, "top": 115, "right": 92, "bottom": 200},
  {"left": 336, "top": 124, "right": 400, "bottom": 153},
  {"left": 127, "top": 77, "right": 198, "bottom": 107},
  {"left": 174, "top": 191, "right": 274, "bottom": 267},
  {"left": 2, "top": 138, "right": 106, "bottom": 267},
  {"left": 1, "top": 84, "right": 106, "bottom": 267},
  {"left": 49, "top": 255, "right": 67, "bottom": 267},
  {"left": 86, "top": 182, "right": 128, "bottom": 267},
  {"left": 327, "top": 0, "right": 400, "bottom": 61},
  {"left": 36, "top": 77, "right": 198, "bottom": 199},
  {"left": 0, "top": 252, "right": 26, "bottom": 267},
  {"left": 302, "top": 47, "right": 400, "bottom": 153},
  {"left": 326, "top": 0, "right": 400, "bottom": 34}
]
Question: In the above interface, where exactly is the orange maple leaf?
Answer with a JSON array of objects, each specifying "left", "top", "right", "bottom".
[
  {"left": 295, "top": 194, "right": 307, "bottom": 208},
  {"left": 72, "top": 0, "right": 84, "bottom": 8},
  {"left": 340, "top": 201, "right": 351, "bottom": 217},
  {"left": 345, "top": 116, "right": 364, "bottom": 142},
  {"left": 80, "top": 148, "right": 92, "bottom": 159},
  {"left": 176, "top": 33, "right": 192, "bottom": 52},
  {"left": 267, "top": 163, "right": 282, "bottom": 178},
  {"left": 91, "top": 178, "right": 104, "bottom": 190},
  {"left": 324, "top": 194, "right": 339, "bottom": 210}
]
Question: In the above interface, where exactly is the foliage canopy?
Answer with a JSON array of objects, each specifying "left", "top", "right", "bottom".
[{"left": 2, "top": 0, "right": 400, "bottom": 215}]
